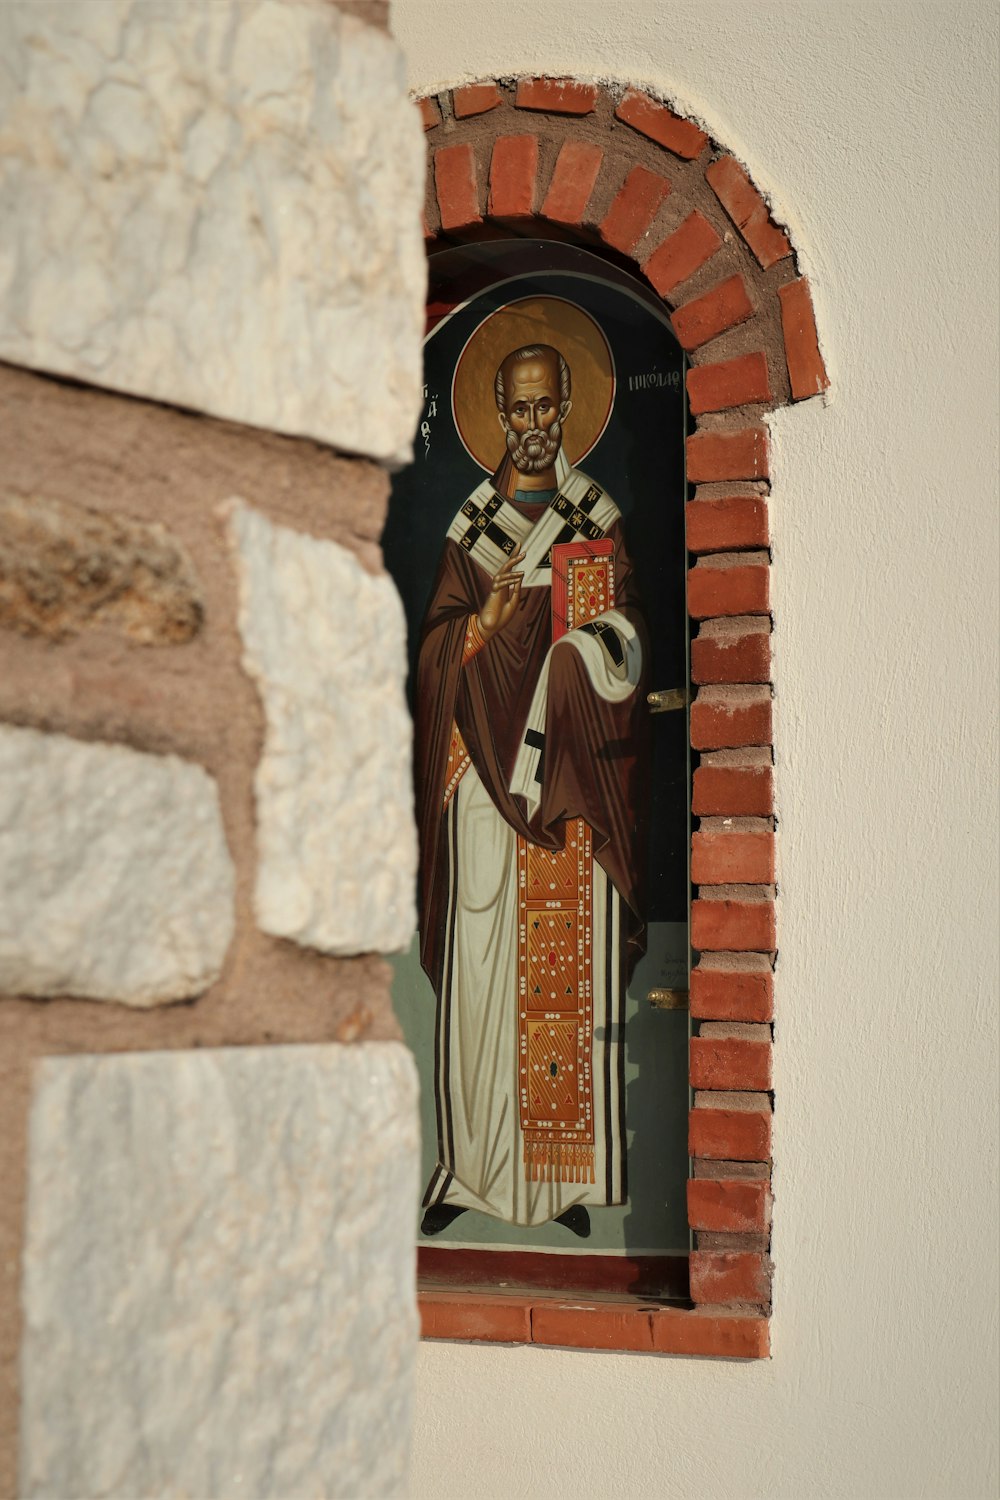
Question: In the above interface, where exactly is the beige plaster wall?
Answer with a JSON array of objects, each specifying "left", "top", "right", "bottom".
[{"left": 393, "top": 2, "right": 1000, "bottom": 1497}]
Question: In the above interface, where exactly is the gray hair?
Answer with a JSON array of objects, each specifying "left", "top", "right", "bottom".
[{"left": 494, "top": 344, "right": 571, "bottom": 413}]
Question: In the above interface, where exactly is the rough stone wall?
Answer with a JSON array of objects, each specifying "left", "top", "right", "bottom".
[
  {"left": 0, "top": 365, "right": 422, "bottom": 1498},
  {"left": 332, "top": 0, "right": 391, "bottom": 26},
  {"left": 0, "top": 0, "right": 427, "bottom": 1493},
  {"left": 21, "top": 1046, "right": 419, "bottom": 1500},
  {"left": 0, "top": 0, "right": 423, "bottom": 465},
  {"left": 0, "top": 366, "right": 414, "bottom": 1028}
]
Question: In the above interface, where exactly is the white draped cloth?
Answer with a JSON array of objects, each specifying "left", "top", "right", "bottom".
[{"left": 424, "top": 765, "right": 627, "bottom": 1225}]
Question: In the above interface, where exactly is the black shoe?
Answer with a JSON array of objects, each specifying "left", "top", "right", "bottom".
[
  {"left": 420, "top": 1204, "right": 468, "bottom": 1236},
  {"left": 554, "top": 1206, "right": 591, "bottom": 1238}
]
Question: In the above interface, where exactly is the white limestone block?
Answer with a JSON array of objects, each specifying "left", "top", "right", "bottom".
[
  {"left": 227, "top": 500, "right": 418, "bottom": 954},
  {"left": 0, "top": 725, "right": 234, "bottom": 1006},
  {"left": 0, "top": 0, "right": 426, "bottom": 466},
  {"left": 20, "top": 1043, "right": 421, "bottom": 1500}
]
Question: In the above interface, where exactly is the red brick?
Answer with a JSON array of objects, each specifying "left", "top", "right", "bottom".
[
  {"left": 419, "top": 95, "right": 442, "bottom": 131},
  {"left": 531, "top": 1302, "right": 653, "bottom": 1352},
  {"left": 452, "top": 82, "right": 502, "bottom": 118},
  {"left": 488, "top": 135, "right": 539, "bottom": 219},
  {"left": 690, "top": 965, "right": 774, "bottom": 1020},
  {"left": 687, "top": 426, "right": 770, "bottom": 483},
  {"left": 706, "top": 155, "right": 792, "bottom": 269},
  {"left": 690, "top": 1035, "right": 773, "bottom": 1090},
  {"left": 649, "top": 1307, "right": 769, "bottom": 1358},
  {"left": 688, "top": 352, "right": 772, "bottom": 414},
  {"left": 644, "top": 211, "right": 722, "bottom": 297},
  {"left": 686, "top": 496, "right": 769, "bottom": 554},
  {"left": 600, "top": 165, "right": 671, "bottom": 254},
  {"left": 778, "top": 277, "right": 830, "bottom": 400},
  {"left": 691, "top": 690, "right": 772, "bottom": 750},
  {"left": 688, "top": 1177, "right": 771, "bottom": 1233},
  {"left": 615, "top": 88, "right": 708, "bottom": 159},
  {"left": 515, "top": 77, "right": 598, "bottom": 114},
  {"left": 672, "top": 274, "right": 755, "bottom": 351},
  {"left": 688, "top": 562, "right": 769, "bottom": 619},
  {"left": 542, "top": 140, "right": 604, "bottom": 225},
  {"left": 433, "top": 144, "right": 482, "bottom": 232},
  {"left": 425, "top": 1290, "right": 770, "bottom": 1357},
  {"left": 419, "top": 1292, "right": 532, "bottom": 1342},
  {"left": 691, "top": 626, "right": 771, "bottom": 685},
  {"left": 692, "top": 764, "right": 773, "bottom": 818},
  {"left": 692, "top": 898, "right": 776, "bottom": 952},
  {"left": 532, "top": 1302, "right": 768, "bottom": 1358},
  {"left": 689, "top": 1106, "right": 772, "bottom": 1160},
  {"left": 692, "top": 829, "right": 775, "bottom": 883},
  {"left": 689, "top": 1251, "right": 772, "bottom": 1305}
]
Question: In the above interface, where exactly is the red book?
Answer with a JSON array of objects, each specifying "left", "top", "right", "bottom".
[{"left": 550, "top": 538, "right": 616, "bottom": 642}]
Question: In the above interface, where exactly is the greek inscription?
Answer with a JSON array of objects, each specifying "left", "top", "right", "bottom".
[
  {"left": 628, "top": 368, "right": 682, "bottom": 392},
  {"left": 420, "top": 383, "right": 439, "bottom": 458}
]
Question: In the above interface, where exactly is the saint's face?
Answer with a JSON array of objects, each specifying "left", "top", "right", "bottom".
[
  {"left": 501, "top": 353, "right": 566, "bottom": 475},
  {"left": 503, "top": 356, "right": 561, "bottom": 441}
]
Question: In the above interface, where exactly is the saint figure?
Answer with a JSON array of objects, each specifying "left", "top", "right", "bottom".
[{"left": 416, "top": 340, "right": 649, "bottom": 1237}]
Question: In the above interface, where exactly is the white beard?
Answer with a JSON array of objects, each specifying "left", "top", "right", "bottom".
[{"left": 507, "top": 419, "right": 562, "bottom": 475}]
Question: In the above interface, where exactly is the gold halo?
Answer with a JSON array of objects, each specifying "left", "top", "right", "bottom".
[{"left": 452, "top": 296, "right": 615, "bottom": 473}]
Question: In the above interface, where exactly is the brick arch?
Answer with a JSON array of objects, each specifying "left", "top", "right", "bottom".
[{"left": 417, "top": 78, "right": 829, "bottom": 1351}]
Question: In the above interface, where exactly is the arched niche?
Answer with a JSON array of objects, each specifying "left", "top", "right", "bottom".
[{"left": 399, "top": 76, "right": 829, "bottom": 1355}]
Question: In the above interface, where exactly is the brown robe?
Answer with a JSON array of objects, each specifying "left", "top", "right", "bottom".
[{"left": 415, "top": 484, "right": 650, "bottom": 997}]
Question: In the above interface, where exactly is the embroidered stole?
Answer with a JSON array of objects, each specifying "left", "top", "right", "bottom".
[{"left": 517, "top": 538, "right": 616, "bottom": 1185}]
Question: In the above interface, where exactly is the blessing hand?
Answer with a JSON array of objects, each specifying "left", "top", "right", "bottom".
[{"left": 478, "top": 550, "right": 526, "bottom": 641}]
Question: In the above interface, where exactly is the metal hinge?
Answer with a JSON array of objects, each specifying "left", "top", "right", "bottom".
[
  {"left": 647, "top": 687, "right": 689, "bottom": 713},
  {"left": 647, "top": 988, "right": 690, "bottom": 1010}
]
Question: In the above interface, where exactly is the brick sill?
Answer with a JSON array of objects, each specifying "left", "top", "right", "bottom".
[{"left": 419, "top": 1288, "right": 769, "bottom": 1358}]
